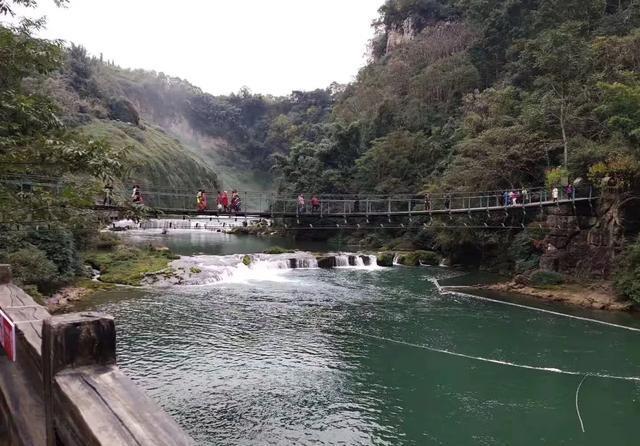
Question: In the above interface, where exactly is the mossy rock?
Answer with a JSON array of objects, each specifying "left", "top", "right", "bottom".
[
  {"left": 190, "top": 267, "right": 202, "bottom": 274},
  {"left": 263, "top": 246, "right": 294, "bottom": 255},
  {"left": 530, "top": 270, "right": 564, "bottom": 287},
  {"left": 317, "top": 256, "right": 337, "bottom": 269},
  {"left": 397, "top": 251, "right": 440, "bottom": 266},
  {"left": 377, "top": 252, "right": 395, "bottom": 267},
  {"left": 242, "top": 255, "right": 252, "bottom": 266}
]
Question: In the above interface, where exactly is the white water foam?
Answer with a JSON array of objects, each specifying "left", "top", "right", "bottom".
[
  {"left": 431, "top": 279, "right": 640, "bottom": 333},
  {"left": 173, "top": 252, "right": 381, "bottom": 285},
  {"left": 333, "top": 254, "right": 381, "bottom": 270}
]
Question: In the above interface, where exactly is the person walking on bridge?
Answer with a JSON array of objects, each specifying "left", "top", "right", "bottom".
[
  {"left": 216, "top": 191, "right": 223, "bottom": 211},
  {"left": 231, "top": 190, "right": 241, "bottom": 212},
  {"left": 424, "top": 193, "right": 432, "bottom": 211},
  {"left": 222, "top": 191, "right": 229, "bottom": 212},
  {"left": 552, "top": 186, "right": 559, "bottom": 203},
  {"left": 565, "top": 184, "right": 575, "bottom": 200},
  {"left": 311, "top": 195, "right": 320, "bottom": 213},
  {"left": 297, "top": 194, "right": 305, "bottom": 214},
  {"left": 131, "top": 185, "right": 143, "bottom": 205},
  {"left": 197, "top": 190, "right": 208, "bottom": 212},
  {"left": 103, "top": 184, "right": 113, "bottom": 206}
]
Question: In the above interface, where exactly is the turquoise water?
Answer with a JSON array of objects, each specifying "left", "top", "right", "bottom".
[{"left": 85, "top": 232, "right": 640, "bottom": 445}]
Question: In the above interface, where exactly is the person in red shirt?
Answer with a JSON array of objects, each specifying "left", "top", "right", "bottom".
[
  {"left": 311, "top": 195, "right": 320, "bottom": 213},
  {"left": 221, "top": 191, "right": 229, "bottom": 212}
]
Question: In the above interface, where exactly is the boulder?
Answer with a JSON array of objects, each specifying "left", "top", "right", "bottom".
[
  {"left": 397, "top": 251, "right": 440, "bottom": 266},
  {"left": 376, "top": 252, "right": 395, "bottom": 267},
  {"left": 317, "top": 257, "right": 336, "bottom": 269}
]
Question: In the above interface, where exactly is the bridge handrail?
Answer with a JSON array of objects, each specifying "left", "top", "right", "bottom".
[{"left": 1, "top": 176, "right": 593, "bottom": 215}]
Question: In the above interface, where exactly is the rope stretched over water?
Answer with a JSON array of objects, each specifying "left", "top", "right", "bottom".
[
  {"left": 575, "top": 375, "right": 589, "bottom": 433},
  {"left": 341, "top": 329, "right": 640, "bottom": 382},
  {"left": 431, "top": 280, "right": 640, "bottom": 334}
]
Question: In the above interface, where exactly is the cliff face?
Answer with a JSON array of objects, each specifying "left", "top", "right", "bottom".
[
  {"left": 539, "top": 194, "right": 640, "bottom": 279},
  {"left": 385, "top": 17, "right": 417, "bottom": 53}
]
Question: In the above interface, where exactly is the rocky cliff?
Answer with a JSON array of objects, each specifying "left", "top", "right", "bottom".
[{"left": 540, "top": 193, "right": 640, "bottom": 279}]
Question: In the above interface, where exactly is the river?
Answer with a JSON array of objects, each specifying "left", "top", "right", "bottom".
[{"left": 82, "top": 230, "right": 640, "bottom": 445}]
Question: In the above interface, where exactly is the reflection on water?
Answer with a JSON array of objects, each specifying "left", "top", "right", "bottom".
[
  {"left": 113, "top": 229, "right": 337, "bottom": 256},
  {"left": 86, "top": 233, "right": 640, "bottom": 445}
]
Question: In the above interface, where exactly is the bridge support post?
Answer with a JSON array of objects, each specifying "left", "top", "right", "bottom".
[{"left": 42, "top": 313, "right": 116, "bottom": 446}]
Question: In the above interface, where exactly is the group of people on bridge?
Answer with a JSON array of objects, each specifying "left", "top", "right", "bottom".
[
  {"left": 101, "top": 183, "right": 580, "bottom": 214},
  {"left": 193, "top": 189, "right": 244, "bottom": 213}
]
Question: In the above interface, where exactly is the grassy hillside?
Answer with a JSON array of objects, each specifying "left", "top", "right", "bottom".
[
  {"left": 47, "top": 48, "right": 333, "bottom": 193},
  {"left": 81, "top": 120, "right": 219, "bottom": 191}
]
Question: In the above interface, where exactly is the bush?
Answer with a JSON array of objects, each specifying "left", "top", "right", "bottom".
[
  {"left": 614, "top": 239, "right": 640, "bottom": 303},
  {"left": 398, "top": 250, "right": 440, "bottom": 266},
  {"left": 8, "top": 246, "right": 59, "bottom": 288},
  {"left": 530, "top": 270, "right": 565, "bottom": 287},
  {"left": 263, "top": 246, "right": 294, "bottom": 254},
  {"left": 545, "top": 167, "right": 569, "bottom": 188},
  {"left": 93, "top": 232, "right": 121, "bottom": 250},
  {"left": 108, "top": 97, "right": 140, "bottom": 125},
  {"left": 26, "top": 228, "right": 82, "bottom": 281},
  {"left": 377, "top": 252, "right": 396, "bottom": 267}
]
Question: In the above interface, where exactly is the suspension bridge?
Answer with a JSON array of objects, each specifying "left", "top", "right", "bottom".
[{"left": 1, "top": 175, "right": 597, "bottom": 230}]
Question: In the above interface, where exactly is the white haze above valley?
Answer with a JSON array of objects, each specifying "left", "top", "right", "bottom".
[{"left": 10, "top": 0, "right": 381, "bottom": 96}]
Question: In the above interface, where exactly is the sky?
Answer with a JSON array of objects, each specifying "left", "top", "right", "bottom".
[{"left": 8, "top": 0, "right": 382, "bottom": 96}]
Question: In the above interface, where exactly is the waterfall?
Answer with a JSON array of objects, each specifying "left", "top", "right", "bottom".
[
  {"left": 161, "top": 252, "right": 382, "bottom": 286},
  {"left": 393, "top": 254, "right": 401, "bottom": 266}
]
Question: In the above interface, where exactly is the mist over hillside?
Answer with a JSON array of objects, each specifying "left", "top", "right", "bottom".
[{"left": 43, "top": 47, "right": 334, "bottom": 192}]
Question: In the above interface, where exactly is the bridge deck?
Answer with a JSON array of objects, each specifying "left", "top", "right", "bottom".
[{"left": 94, "top": 197, "right": 593, "bottom": 218}]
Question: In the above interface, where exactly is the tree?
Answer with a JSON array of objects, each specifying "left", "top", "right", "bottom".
[{"left": 517, "top": 23, "right": 593, "bottom": 168}]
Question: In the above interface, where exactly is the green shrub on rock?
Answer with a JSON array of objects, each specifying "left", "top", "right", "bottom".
[
  {"left": 614, "top": 238, "right": 640, "bottom": 303},
  {"left": 377, "top": 252, "right": 396, "bottom": 267},
  {"left": 8, "top": 246, "right": 59, "bottom": 289},
  {"left": 397, "top": 251, "right": 440, "bottom": 266},
  {"left": 263, "top": 246, "right": 294, "bottom": 255},
  {"left": 530, "top": 270, "right": 565, "bottom": 287}
]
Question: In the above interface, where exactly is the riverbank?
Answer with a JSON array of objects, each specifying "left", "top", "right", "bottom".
[
  {"left": 46, "top": 240, "right": 180, "bottom": 313},
  {"left": 477, "top": 281, "right": 635, "bottom": 312}
]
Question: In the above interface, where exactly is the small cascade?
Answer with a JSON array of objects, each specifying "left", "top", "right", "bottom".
[
  {"left": 393, "top": 253, "right": 401, "bottom": 266},
  {"left": 333, "top": 254, "right": 380, "bottom": 270},
  {"left": 154, "top": 251, "right": 382, "bottom": 287}
]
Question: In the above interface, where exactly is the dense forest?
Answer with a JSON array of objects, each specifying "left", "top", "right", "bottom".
[
  {"left": 2, "top": 0, "right": 640, "bottom": 302},
  {"left": 275, "top": 0, "right": 640, "bottom": 196}
]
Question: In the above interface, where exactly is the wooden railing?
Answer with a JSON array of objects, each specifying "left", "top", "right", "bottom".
[{"left": 0, "top": 265, "right": 193, "bottom": 446}]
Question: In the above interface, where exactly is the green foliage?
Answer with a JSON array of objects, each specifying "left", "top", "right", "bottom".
[
  {"left": 397, "top": 250, "right": 440, "bottom": 266},
  {"left": 376, "top": 252, "right": 396, "bottom": 267},
  {"left": 355, "top": 130, "right": 435, "bottom": 193},
  {"left": 596, "top": 81, "right": 640, "bottom": 141},
  {"left": 545, "top": 167, "right": 569, "bottom": 188},
  {"left": 26, "top": 227, "right": 82, "bottom": 280},
  {"left": 530, "top": 270, "right": 565, "bottom": 287},
  {"left": 508, "top": 231, "right": 541, "bottom": 274},
  {"left": 614, "top": 237, "right": 640, "bottom": 303},
  {"left": 263, "top": 246, "right": 294, "bottom": 254},
  {"left": 85, "top": 245, "right": 177, "bottom": 286},
  {"left": 7, "top": 245, "right": 58, "bottom": 288},
  {"left": 107, "top": 97, "right": 140, "bottom": 125},
  {"left": 588, "top": 153, "right": 640, "bottom": 188}
]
